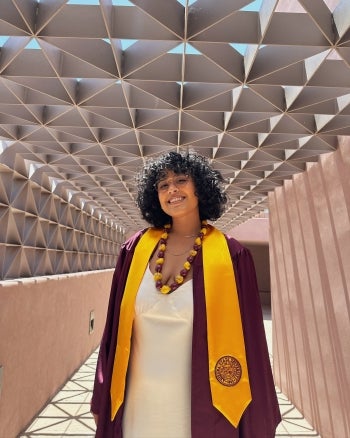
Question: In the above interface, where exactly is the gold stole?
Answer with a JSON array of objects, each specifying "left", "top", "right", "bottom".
[{"left": 110, "top": 225, "right": 251, "bottom": 427}]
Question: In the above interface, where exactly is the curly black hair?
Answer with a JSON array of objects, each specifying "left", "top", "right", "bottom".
[{"left": 136, "top": 150, "right": 228, "bottom": 227}]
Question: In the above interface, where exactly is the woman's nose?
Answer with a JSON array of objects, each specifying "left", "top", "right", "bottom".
[
  {"left": 167, "top": 181, "right": 179, "bottom": 192},
  {"left": 168, "top": 183, "right": 179, "bottom": 193}
]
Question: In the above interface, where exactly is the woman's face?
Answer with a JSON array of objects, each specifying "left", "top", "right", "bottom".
[{"left": 156, "top": 170, "right": 199, "bottom": 220}]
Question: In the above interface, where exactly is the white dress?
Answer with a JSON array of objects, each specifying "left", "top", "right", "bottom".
[{"left": 122, "top": 267, "right": 193, "bottom": 438}]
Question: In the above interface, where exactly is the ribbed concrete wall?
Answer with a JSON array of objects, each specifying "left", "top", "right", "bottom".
[
  {"left": 0, "top": 270, "right": 113, "bottom": 438},
  {"left": 269, "top": 140, "right": 350, "bottom": 437},
  {"left": 0, "top": 164, "right": 123, "bottom": 281}
]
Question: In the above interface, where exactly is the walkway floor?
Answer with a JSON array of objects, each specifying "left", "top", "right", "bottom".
[{"left": 19, "top": 308, "right": 321, "bottom": 437}]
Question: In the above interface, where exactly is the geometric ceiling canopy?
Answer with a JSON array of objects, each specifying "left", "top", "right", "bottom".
[{"left": 1, "top": 0, "right": 349, "bottom": 233}]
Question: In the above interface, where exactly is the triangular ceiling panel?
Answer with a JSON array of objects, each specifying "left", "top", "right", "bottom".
[
  {"left": 181, "top": 112, "right": 223, "bottom": 132},
  {"left": 190, "top": 42, "right": 244, "bottom": 81},
  {"left": 136, "top": 111, "right": 178, "bottom": 130},
  {"left": 127, "top": 80, "right": 180, "bottom": 108},
  {"left": 183, "top": 83, "right": 236, "bottom": 109},
  {"left": 188, "top": 0, "right": 254, "bottom": 37},
  {"left": 39, "top": 37, "right": 117, "bottom": 76},
  {"left": 6, "top": 76, "right": 73, "bottom": 103}
]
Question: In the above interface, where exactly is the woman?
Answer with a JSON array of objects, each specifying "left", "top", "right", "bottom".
[{"left": 91, "top": 151, "right": 281, "bottom": 437}]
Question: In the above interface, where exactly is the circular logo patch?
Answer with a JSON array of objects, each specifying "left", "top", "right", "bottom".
[{"left": 215, "top": 356, "right": 242, "bottom": 387}]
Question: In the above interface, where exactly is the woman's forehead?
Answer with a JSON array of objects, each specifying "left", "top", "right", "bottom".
[{"left": 157, "top": 168, "right": 186, "bottom": 180}]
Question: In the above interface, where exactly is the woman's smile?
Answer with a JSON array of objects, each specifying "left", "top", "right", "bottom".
[{"left": 168, "top": 196, "right": 185, "bottom": 205}]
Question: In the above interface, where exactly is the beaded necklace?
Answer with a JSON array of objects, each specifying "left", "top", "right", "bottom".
[{"left": 153, "top": 221, "right": 208, "bottom": 294}]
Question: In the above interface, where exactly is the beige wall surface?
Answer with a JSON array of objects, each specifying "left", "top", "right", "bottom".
[
  {"left": 269, "top": 140, "right": 350, "bottom": 438},
  {"left": 0, "top": 269, "right": 113, "bottom": 438},
  {"left": 229, "top": 217, "right": 269, "bottom": 244}
]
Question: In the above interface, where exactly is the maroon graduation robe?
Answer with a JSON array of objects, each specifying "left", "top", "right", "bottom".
[{"left": 91, "top": 229, "right": 281, "bottom": 437}]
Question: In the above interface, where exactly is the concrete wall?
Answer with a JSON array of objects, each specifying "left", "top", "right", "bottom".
[
  {"left": 0, "top": 269, "right": 113, "bottom": 438},
  {"left": 229, "top": 216, "right": 269, "bottom": 245},
  {"left": 269, "top": 140, "right": 350, "bottom": 437}
]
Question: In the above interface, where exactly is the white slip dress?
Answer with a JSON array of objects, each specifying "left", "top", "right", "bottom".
[{"left": 122, "top": 267, "right": 193, "bottom": 438}]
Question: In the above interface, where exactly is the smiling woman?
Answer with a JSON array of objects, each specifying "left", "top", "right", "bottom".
[{"left": 91, "top": 150, "right": 281, "bottom": 438}]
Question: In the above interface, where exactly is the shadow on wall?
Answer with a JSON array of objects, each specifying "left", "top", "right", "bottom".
[
  {"left": 244, "top": 243, "right": 271, "bottom": 306},
  {"left": 229, "top": 216, "right": 271, "bottom": 306}
]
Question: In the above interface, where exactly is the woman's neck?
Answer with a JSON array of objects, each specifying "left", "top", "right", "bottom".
[{"left": 170, "top": 216, "right": 202, "bottom": 238}]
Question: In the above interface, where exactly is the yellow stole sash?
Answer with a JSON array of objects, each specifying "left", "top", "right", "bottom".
[{"left": 110, "top": 225, "right": 251, "bottom": 427}]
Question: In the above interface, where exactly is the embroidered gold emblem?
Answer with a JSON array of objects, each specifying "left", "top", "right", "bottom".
[{"left": 215, "top": 356, "right": 242, "bottom": 387}]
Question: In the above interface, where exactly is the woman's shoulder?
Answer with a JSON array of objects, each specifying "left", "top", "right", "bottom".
[
  {"left": 121, "top": 226, "right": 162, "bottom": 251},
  {"left": 209, "top": 226, "right": 247, "bottom": 256},
  {"left": 121, "top": 228, "right": 147, "bottom": 251},
  {"left": 206, "top": 225, "right": 250, "bottom": 259}
]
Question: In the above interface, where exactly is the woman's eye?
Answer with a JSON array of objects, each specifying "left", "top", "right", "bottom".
[
  {"left": 158, "top": 183, "right": 168, "bottom": 191},
  {"left": 177, "top": 178, "right": 187, "bottom": 185}
]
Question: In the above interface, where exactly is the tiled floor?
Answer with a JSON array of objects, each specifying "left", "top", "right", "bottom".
[{"left": 20, "top": 308, "right": 321, "bottom": 437}]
